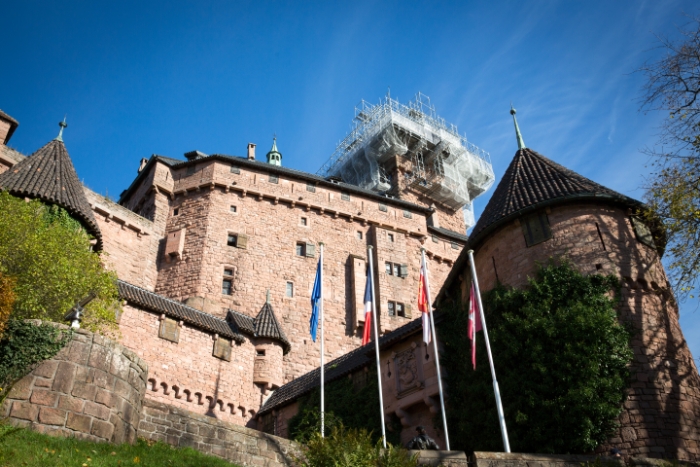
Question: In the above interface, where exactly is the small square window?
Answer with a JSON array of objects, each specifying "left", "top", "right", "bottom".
[
  {"left": 230, "top": 165, "right": 240, "bottom": 174},
  {"left": 256, "top": 349, "right": 266, "bottom": 357},
  {"left": 388, "top": 233, "right": 394, "bottom": 242},
  {"left": 224, "top": 268, "right": 233, "bottom": 276},
  {"left": 173, "top": 208, "right": 179, "bottom": 216},
  {"left": 356, "top": 231, "right": 363, "bottom": 240},
  {"left": 230, "top": 205, "right": 237, "bottom": 213},
  {"left": 385, "top": 262, "right": 393, "bottom": 275},
  {"left": 403, "top": 210, "right": 412, "bottom": 219},
  {"left": 227, "top": 234, "right": 238, "bottom": 247},
  {"left": 341, "top": 192, "right": 350, "bottom": 201},
  {"left": 306, "top": 184, "right": 316, "bottom": 193},
  {"left": 431, "top": 234, "right": 438, "bottom": 243},
  {"left": 296, "top": 243, "right": 306, "bottom": 256},
  {"left": 451, "top": 242, "right": 459, "bottom": 250},
  {"left": 286, "top": 281, "right": 294, "bottom": 297},
  {"left": 269, "top": 174, "right": 279, "bottom": 184},
  {"left": 397, "top": 303, "right": 405, "bottom": 317},
  {"left": 393, "top": 264, "right": 400, "bottom": 276},
  {"left": 521, "top": 212, "right": 552, "bottom": 247},
  {"left": 222, "top": 279, "right": 232, "bottom": 295},
  {"left": 186, "top": 166, "right": 196, "bottom": 175},
  {"left": 379, "top": 203, "right": 388, "bottom": 212},
  {"left": 387, "top": 301, "right": 395, "bottom": 316},
  {"left": 301, "top": 217, "right": 308, "bottom": 226}
]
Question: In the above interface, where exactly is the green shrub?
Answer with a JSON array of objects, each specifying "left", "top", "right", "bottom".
[
  {"left": 0, "top": 192, "right": 119, "bottom": 334},
  {"left": 439, "top": 260, "right": 633, "bottom": 454},
  {"left": 297, "top": 424, "right": 417, "bottom": 467},
  {"left": 0, "top": 320, "right": 72, "bottom": 402}
]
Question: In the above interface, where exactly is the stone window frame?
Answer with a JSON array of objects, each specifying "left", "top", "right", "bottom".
[
  {"left": 173, "top": 208, "right": 180, "bottom": 216},
  {"left": 306, "top": 183, "right": 316, "bottom": 193},
  {"left": 286, "top": 281, "right": 294, "bottom": 298},
  {"left": 186, "top": 165, "right": 197, "bottom": 176},
  {"left": 356, "top": 231, "right": 363, "bottom": 240},
  {"left": 222, "top": 268, "right": 234, "bottom": 296},
  {"left": 256, "top": 349, "right": 266, "bottom": 357},
  {"left": 387, "top": 233, "right": 395, "bottom": 243},
  {"left": 269, "top": 174, "right": 279, "bottom": 184},
  {"left": 387, "top": 301, "right": 410, "bottom": 318},
  {"left": 230, "top": 165, "right": 241, "bottom": 174},
  {"left": 451, "top": 242, "right": 460, "bottom": 250},
  {"left": 403, "top": 210, "right": 413, "bottom": 219},
  {"left": 431, "top": 234, "right": 438, "bottom": 243},
  {"left": 300, "top": 216, "right": 308, "bottom": 227},
  {"left": 230, "top": 205, "right": 237, "bottom": 214},
  {"left": 341, "top": 192, "right": 350, "bottom": 201},
  {"left": 379, "top": 203, "right": 388, "bottom": 212}
]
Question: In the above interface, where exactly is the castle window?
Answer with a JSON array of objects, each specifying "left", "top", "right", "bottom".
[
  {"left": 356, "top": 231, "right": 363, "bottom": 240},
  {"left": 385, "top": 262, "right": 393, "bottom": 275},
  {"left": 387, "top": 233, "right": 394, "bottom": 242},
  {"left": 224, "top": 268, "right": 233, "bottom": 276},
  {"left": 159, "top": 318, "right": 180, "bottom": 343},
  {"left": 630, "top": 216, "right": 656, "bottom": 249},
  {"left": 230, "top": 205, "right": 237, "bottom": 213},
  {"left": 451, "top": 242, "right": 459, "bottom": 250},
  {"left": 385, "top": 262, "right": 407, "bottom": 278},
  {"left": 393, "top": 263, "right": 400, "bottom": 276},
  {"left": 222, "top": 279, "right": 232, "bottom": 295},
  {"left": 431, "top": 234, "right": 438, "bottom": 243},
  {"left": 296, "top": 242, "right": 315, "bottom": 257},
  {"left": 403, "top": 210, "right": 412, "bottom": 219},
  {"left": 173, "top": 208, "right": 179, "bottom": 216},
  {"left": 396, "top": 302, "right": 405, "bottom": 317},
  {"left": 286, "top": 281, "right": 294, "bottom": 297},
  {"left": 186, "top": 165, "right": 196, "bottom": 175},
  {"left": 230, "top": 165, "right": 240, "bottom": 174},
  {"left": 521, "top": 211, "right": 552, "bottom": 247},
  {"left": 256, "top": 349, "right": 266, "bottom": 357},
  {"left": 306, "top": 184, "right": 316, "bottom": 193},
  {"left": 227, "top": 233, "right": 248, "bottom": 249},
  {"left": 387, "top": 301, "right": 395, "bottom": 316},
  {"left": 300, "top": 217, "right": 308, "bottom": 226},
  {"left": 379, "top": 203, "right": 388, "bottom": 212},
  {"left": 341, "top": 192, "right": 350, "bottom": 201},
  {"left": 213, "top": 337, "right": 232, "bottom": 361},
  {"left": 269, "top": 174, "right": 279, "bottom": 184}
]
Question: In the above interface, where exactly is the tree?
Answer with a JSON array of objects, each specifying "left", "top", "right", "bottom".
[
  {"left": 439, "top": 261, "right": 632, "bottom": 454},
  {"left": 640, "top": 15, "right": 700, "bottom": 298},
  {"left": 0, "top": 273, "right": 15, "bottom": 338},
  {"left": 0, "top": 191, "right": 119, "bottom": 333}
]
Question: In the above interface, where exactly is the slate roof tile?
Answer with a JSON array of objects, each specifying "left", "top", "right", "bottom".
[
  {"left": 0, "top": 139, "right": 103, "bottom": 249},
  {"left": 255, "top": 303, "right": 291, "bottom": 354},
  {"left": 117, "top": 280, "right": 245, "bottom": 343}
]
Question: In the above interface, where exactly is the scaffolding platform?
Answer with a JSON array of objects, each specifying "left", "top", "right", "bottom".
[{"left": 318, "top": 93, "right": 495, "bottom": 229}]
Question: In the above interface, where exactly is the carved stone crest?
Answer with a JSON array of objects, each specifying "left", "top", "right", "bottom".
[{"left": 393, "top": 345, "right": 424, "bottom": 397}]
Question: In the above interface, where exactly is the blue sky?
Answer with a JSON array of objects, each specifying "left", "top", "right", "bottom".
[{"left": 2, "top": 1, "right": 699, "bottom": 357}]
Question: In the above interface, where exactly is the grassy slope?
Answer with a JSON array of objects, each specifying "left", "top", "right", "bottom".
[{"left": 0, "top": 423, "right": 239, "bottom": 467}]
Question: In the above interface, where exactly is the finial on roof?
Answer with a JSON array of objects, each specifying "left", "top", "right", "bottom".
[
  {"left": 266, "top": 135, "right": 282, "bottom": 166},
  {"left": 266, "top": 289, "right": 271, "bottom": 304},
  {"left": 510, "top": 105, "right": 526, "bottom": 150},
  {"left": 55, "top": 116, "right": 67, "bottom": 142}
]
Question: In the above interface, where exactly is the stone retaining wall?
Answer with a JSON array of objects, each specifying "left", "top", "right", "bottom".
[
  {"left": 1, "top": 324, "right": 148, "bottom": 444},
  {"left": 139, "top": 399, "right": 300, "bottom": 467},
  {"left": 473, "top": 451, "right": 623, "bottom": 467}
]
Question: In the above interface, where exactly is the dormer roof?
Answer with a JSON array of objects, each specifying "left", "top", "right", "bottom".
[{"left": 0, "top": 139, "right": 103, "bottom": 249}]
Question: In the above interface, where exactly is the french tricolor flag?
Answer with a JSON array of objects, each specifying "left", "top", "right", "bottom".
[{"left": 361, "top": 271, "right": 373, "bottom": 345}]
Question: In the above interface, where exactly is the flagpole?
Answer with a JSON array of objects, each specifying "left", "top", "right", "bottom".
[
  {"left": 319, "top": 242, "right": 325, "bottom": 438},
  {"left": 367, "top": 246, "right": 387, "bottom": 448},
  {"left": 466, "top": 249, "right": 510, "bottom": 453},
  {"left": 420, "top": 248, "right": 451, "bottom": 451}
]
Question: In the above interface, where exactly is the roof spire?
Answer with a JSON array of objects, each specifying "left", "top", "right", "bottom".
[
  {"left": 55, "top": 116, "right": 67, "bottom": 142},
  {"left": 266, "top": 135, "right": 282, "bottom": 166},
  {"left": 266, "top": 289, "right": 271, "bottom": 304},
  {"left": 510, "top": 105, "right": 526, "bottom": 150}
]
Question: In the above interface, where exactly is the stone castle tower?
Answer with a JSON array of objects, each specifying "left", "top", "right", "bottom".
[{"left": 438, "top": 108, "right": 700, "bottom": 460}]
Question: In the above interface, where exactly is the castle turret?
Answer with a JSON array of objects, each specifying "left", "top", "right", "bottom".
[
  {"left": 0, "top": 119, "right": 103, "bottom": 249},
  {"left": 252, "top": 292, "right": 290, "bottom": 389}
]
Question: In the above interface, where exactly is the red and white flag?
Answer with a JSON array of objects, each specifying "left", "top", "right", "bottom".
[
  {"left": 467, "top": 283, "right": 482, "bottom": 370},
  {"left": 418, "top": 259, "right": 431, "bottom": 344},
  {"left": 361, "top": 270, "right": 373, "bottom": 345}
]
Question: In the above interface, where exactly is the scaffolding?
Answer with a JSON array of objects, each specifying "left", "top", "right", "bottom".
[{"left": 318, "top": 93, "right": 495, "bottom": 228}]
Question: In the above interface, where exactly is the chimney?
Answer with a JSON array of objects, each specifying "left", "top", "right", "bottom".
[
  {"left": 427, "top": 204, "right": 440, "bottom": 228},
  {"left": 247, "top": 143, "right": 256, "bottom": 160},
  {"left": 138, "top": 158, "right": 148, "bottom": 173},
  {"left": 0, "top": 110, "right": 19, "bottom": 146},
  {"left": 184, "top": 150, "right": 207, "bottom": 161}
]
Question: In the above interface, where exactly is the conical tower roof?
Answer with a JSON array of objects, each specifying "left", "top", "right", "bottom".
[
  {"left": 469, "top": 147, "right": 640, "bottom": 247},
  {"left": 254, "top": 301, "right": 291, "bottom": 354},
  {"left": 0, "top": 138, "right": 102, "bottom": 249}
]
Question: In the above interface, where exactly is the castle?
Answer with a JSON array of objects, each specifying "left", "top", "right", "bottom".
[{"left": 1, "top": 95, "right": 699, "bottom": 461}]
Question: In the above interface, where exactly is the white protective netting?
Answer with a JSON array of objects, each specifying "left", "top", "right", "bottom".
[{"left": 318, "top": 93, "right": 495, "bottom": 228}]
